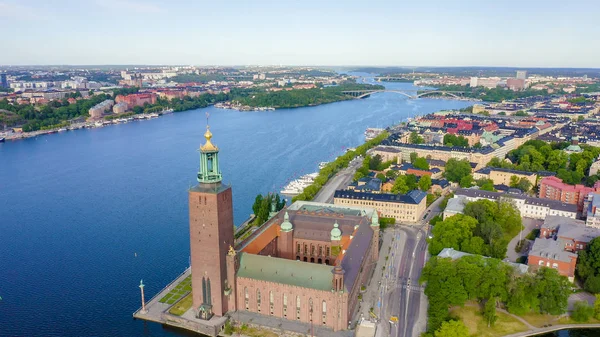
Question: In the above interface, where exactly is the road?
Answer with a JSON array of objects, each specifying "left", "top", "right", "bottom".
[
  {"left": 313, "top": 157, "right": 362, "bottom": 203},
  {"left": 375, "top": 194, "right": 448, "bottom": 337}
]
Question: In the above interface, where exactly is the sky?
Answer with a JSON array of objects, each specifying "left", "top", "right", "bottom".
[{"left": 0, "top": 0, "right": 599, "bottom": 67}]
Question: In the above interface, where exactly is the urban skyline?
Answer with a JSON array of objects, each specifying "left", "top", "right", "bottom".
[{"left": 1, "top": 0, "right": 599, "bottom": 67}]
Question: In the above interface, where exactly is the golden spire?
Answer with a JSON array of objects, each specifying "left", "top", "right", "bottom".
[{"left": 200, "top": 117, "right": 218, "bottom": 152}]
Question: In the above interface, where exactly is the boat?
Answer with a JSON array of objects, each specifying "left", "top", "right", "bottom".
[
  {"left": 57, "top": 128, "right": 67, "bottom": 132},
  {"left": 318, "top": 162, "right": 329, "bottom": 170},
  {"left": 365, "top": 128, "right": 384, "bottom": 141},
  {"left": 280, "top": 172, "right": 319, "bottom": 195},
  {"left": 0, "top": 137, "right": 5, "bottom": 143}
]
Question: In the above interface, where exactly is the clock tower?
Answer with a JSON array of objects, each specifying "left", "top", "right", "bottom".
[{"left": 189, "top": 125, "right": 234, "bottom": 319}]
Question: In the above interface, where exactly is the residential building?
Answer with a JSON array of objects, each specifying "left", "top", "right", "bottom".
[
  {"left": 370, "top": 146, "right": 402, "bottom": 163},
  {"left": 113, "top": 102, "right": 128, "bottom": 114},
  {"left": 506, "top": 78, "right": 525, "bottom": 91},
  {"left": 539, "top": 215, "right": 600, "bottom": 252},
  {"left": 0, "top": 73, "right": 7, "bottom": 88},
  {"left": 539, "top": 176, "right": 600, "bottom": 213},
  {"left": 115, "top": 93, "right": 157, "bottom": 110},
  {"left": 88, "top": 99, "right": 114, "bottom": 118},
  {"left": 455, "top": 188, "right": 577, "bottom": 219},
  {"left": 443, "top": 196, "right": 467, "bottom": 220},
  {"left": 527, "top": 238, "right": 578, "bottom": 281},
  {"left": 589, "top": 156, "right": 600, "bottom": 177},
  {"left": 333, "top": 189, "right": 427, "bottom": 223},
  {"left": 429, "top": 179, "right": 450, "bottom": 195},
  {"left": 473, "top": 167, "right": 540, "bottom": 187},
  {"left": 586, "top": 193, "right": 600, "bottom": 228},
  {"left": 516, "top": 71, "right": 528, "bottom": 80}
]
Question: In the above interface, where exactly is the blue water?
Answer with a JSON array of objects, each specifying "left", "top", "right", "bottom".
[{"left": 0, "top": 80, "right": 472, "bottom": 336}]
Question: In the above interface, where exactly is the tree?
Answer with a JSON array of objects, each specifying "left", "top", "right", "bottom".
[
  {"left": 483, "top": 297, "right": 498, "bottom": 327},
  {"left": 572, "top": 301, "right": 594, "bottom": 322},
  {"left": 514, "top": 110, "right": 528, "bottom": 117},
  {"left": 409, "top": 132, "right": 424, "bottom": 144},
  {"left": 413, "top": 157, "right": 430, "bottom": 170},
  {"left": 594, "top": 294, "right": 600, "bottom": 320},
  {"left": 369, "top": 154, "right": 383, "bottom": 171},
  {"left": 391, "top": 175, "right": 409, "bottom": 194},
  {"left": 445, "top": 158, "right": 472, "bottom": 183},
  {"left": 444, "top": 134, "right": 469, "bottom": 148},
  {"left": 517, "top": 178, "right": 532, "bottom": 192},
  {"left": 385, "top": 170, "right": 398, "bottom": 179},
  {"left": 376, "top": 173, "right": 386, "bottom": 181},
  {"left": 576, "top": 237, "right": 600, "bottom": 292},
  {"left": 410, "top": 152, "right": 418, "bottom": 163},
  {"left": 405, "top": 174, "right": 418, "bottom": 191},
  {"left": 459, "top": 174, "right": 474, "bottom": 188},
  {"left": 433, "top": 320, "right": 469, "bottom": 337},
  {"left": 428, "top": 214, "right": 479, "bottom": 255},
  {"left": 476, "top": 178, "right": 495, "bottom": 191},
  {"left": 419, "top": 175, "right": 432, "bottom": 191},
  {"left": 535, "top": 268, "right": 570, "bottom": 315}
]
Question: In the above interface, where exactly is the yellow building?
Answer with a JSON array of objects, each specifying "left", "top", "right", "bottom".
[
  {"left": 333, "top": 190, "right": 427, "bottom": 223},
  {"left": 474, "top": 167, "right": 539, "bottom": 186}
]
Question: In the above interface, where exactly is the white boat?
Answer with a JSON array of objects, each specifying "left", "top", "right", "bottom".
[
  {"left": 57, "top": 128, "right": 67, "bottom": 132},
  {"left": 280, "top": 172, "right": 319, "bottom": 195},
  {"left": 318, "top": 162, "right": 329, "bottom": 170}
]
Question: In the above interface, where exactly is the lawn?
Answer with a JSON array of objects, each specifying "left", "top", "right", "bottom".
[
  {"left": 159, "top": 275, "right": 192, "bottom": 304},
  {"left": 168, "top": 293, "right": 193, "bottom": 316},
  {"left": 517, "top": 313, "right": 558, "bottom": 327},
  {"left": 450, "top": 305, "right": 529, "bottom": 337}
]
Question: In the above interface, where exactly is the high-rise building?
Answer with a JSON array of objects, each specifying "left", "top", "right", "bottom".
[
  {"left": 189, "top": 125, "right": 234, "bottom": 319},
  {"left": 516, "top": 70, "right": 527, "bottom": 80},
  {"left": 0, "top": 73, "right": 8, "bottom": 88}
]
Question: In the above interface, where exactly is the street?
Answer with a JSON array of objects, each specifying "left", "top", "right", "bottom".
[{"left": 313, "top": 157, "right": 363, "bottom": 203}]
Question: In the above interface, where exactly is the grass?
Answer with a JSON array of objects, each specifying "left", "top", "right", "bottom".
[
  {"left": 159, "top": 275, "right": 192, "bottom": 303},
  {"left": 235, "top": 324, "right": 278, "bottom": 337},
  {"left": 518, "top": 313, "right": 558, "bottom": 328},
  {"left": 450, "top": 305, "right": 529, "bottom": 337},
  {"left": 556, "top": 316, "right": 600, "bottom": 324},
  {"left": 168, "top": 293, "right": 193, "bottom": 316}
]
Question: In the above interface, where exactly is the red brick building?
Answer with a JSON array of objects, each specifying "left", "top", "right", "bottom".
[
  {"left": 539, "top": 176, "right": 600, "bottom": 213},
  {"left": 115, "top": 93, "right": 157, "bottom": 110},
  {"left": 188, "top": 126, "right": 379, "bottom": 331},
  {"left": 527, "top": 238, "right": 578, "bottom": 281},
  {"left": 540, "top": 215, "right": 600, "bottom": 252}
]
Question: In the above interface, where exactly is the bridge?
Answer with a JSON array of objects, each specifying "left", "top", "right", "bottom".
[{"left": 341, "top": 89, "right": 465, "bottom": 99}]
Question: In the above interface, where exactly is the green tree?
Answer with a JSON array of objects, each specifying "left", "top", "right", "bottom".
[
  {"left": 594, "top": 294, "right": 600, "bottom": 320},
  {"left": 419, "top": 175, "right": 432, "bottom": 191},
  {"left": 536, "top": 268, "right": 570, "bottom": 315},
  {"left": 376, "top": 173, "right": 386, "bottom": 181},
  {"left": 413, "top": 157, "right": 430, "bottom": 170},
  {"left": 514, "top": 110, "right": 528, "bottom": 117},
  {"left": 459, "top": 174, "right": 474, "bottom": 188},
  {"left": 428, "top": 214, "right": 480, "bottom": 255},
  {"left": 405, "top": 174, "right": 418, "bottom": 191},
  {"left": 445, "top": 158, "right": 472, "bottom": 183},
  {"left": 572, "top": 301, "right": 594, "bottom": 322},
  {"left": 369, "top": 154, "right": 383, "bottom": 171},
  {"left": 410, "top": 152, "right": 418, "bottom": 163},
  {"left": 483, "top": 297, "right": 498, "bottom": 327},
  {"left": 476, "top": 178, "right": 495, "bottom": 191},
  {"left": 391, "top": 175, "right": 408, "bottom": 194},
  {"left": 385, "top": 170, "right": 398, "bottom": 179},
  {"left": 433, "top": 320, "right": 470, "bottom": 337},
  {"left": 409, "top": 132, "right": 424, "bottom": 144}
]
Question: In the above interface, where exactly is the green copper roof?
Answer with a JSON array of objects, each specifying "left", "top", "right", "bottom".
[
  {"left": 371, "top": 211, "right": 379, "bottom": 227},
  {"left": 280, "top": 211, "right": 293, "bottom": 232},
  {"left": 237, "top": 253, "right": 334, "bottom": 291},
  {"left": 330, "top": 221, "right": 342, "bottom": 241}
]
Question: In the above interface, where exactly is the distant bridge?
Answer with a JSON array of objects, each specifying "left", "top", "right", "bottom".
[{"left": 341, "top": 89, "right": 465, "bottom": 99}]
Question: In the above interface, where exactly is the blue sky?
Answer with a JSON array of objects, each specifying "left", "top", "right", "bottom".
[{"left": 1, "top": 0, "right": 598, "bottom": 67}]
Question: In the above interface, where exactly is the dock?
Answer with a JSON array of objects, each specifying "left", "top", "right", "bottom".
[{"left": 132, "top": 267, "right": 227, "bottom": 337}]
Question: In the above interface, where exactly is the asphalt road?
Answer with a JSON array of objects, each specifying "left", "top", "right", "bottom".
[{"left": 313, "top": 157, "right": 362, "bottom": 203}]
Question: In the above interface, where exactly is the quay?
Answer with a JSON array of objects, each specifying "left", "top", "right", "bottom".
[{"left": 132, "top": 267, "right": 228, "bottom": 336}]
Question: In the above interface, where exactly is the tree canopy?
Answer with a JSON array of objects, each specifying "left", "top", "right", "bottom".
[
  {"left": 444, "top": 158, "right": 472, "bottom": 183},
  {"left": 443, "top": 134, "right": 469, "bottom": 148}
]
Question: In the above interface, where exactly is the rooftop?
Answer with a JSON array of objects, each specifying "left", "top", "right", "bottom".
[
  {"left": 529, "top": 238, "right": 577, "bottom": 263},
  {"left": 237, "top": 253, "right": 334, "bottom": 291},
  {"left": 334, "top": 189, "right": 427, "bottom": 205}
]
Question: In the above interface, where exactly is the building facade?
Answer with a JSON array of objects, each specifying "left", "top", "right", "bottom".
[
  {"left": 333, "top": 189, "right": 427, "bottom": 223},
  {"left": 527, "top": 238, "right": 578, "bottom": 281},
  {"left": 539, "top": 176, "right": 600, "bottom": 213},
  {"left": 187, "top": 127, "right": 379, "bottom": 331}
]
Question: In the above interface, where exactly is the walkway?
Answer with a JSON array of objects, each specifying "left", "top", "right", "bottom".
[
  {"left": 233, "top": 311, "right": 353, "bottom": 337},
  {"left": 506, "top": 218, "right": 542, "bottom": 262}
]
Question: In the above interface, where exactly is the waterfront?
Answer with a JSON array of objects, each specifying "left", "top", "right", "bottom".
[{"left": 0, "top": 79, "right": 473, "bottom": 336}]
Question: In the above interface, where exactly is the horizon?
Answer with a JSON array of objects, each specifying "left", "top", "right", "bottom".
[{"left": 1, "top": 0, "right": 599, "bottom": 67}]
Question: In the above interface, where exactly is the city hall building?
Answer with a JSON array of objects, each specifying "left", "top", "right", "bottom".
[{"left": 188, "top": 126, "right": 379, "bottom": 332}]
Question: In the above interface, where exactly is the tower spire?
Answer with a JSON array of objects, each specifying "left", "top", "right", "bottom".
[{"left": 197, "top": 115, "right": 222, "bottom": 184}]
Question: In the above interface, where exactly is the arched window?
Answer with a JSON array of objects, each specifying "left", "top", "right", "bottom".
[
  {"left": 296, "top": 256, "right": 300, "bottom": 261},
  {"left": 309, "top": 298, "right": 313, "bottom": 321},
  {"left": 322, "top": 300, "right": 327, "bottom": 325},
  {"left": 269, "top": 291, "right": 274, "bottom": 315},
  {"left": 304, "top": 244, "right": 308, "bottom": 255},
  {"left": 326, "top": 246, "right": 330, "bottom": 256},
  {"left": 304, "top": 257, "right": 308, "bottom": 262},
  {"left": 318, "top": 245, "right": 323, "bottom": 256},
  {"left": 296, "top": 296, "right": 301, "bottom": 320},
  {"left": 297, "top": 242, "right": 301, "bottom": 253},
  {"left": 257, "top": 289, "right": 261, "bottom": 312},
  {"left": 318, "top": 258, "right": 322, "bottom": 264},
  {"left": 244, "top": 287, "right": 249, "bottom": 310},
  {"left": 283, "top": 293, "right": 288, "bottom": 317},
  {"left": 325, "top": 259, "right": 330, "bottom": 265},
  {"left": 310, "top": 257, "right": 315, "bottom": 263},
  {"left": 311, "top": 244, "right": 315, "bottom": 256}
]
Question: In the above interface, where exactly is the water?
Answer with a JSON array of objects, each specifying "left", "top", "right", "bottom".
[{"left": 0, "top": 79, "right": 475, "bottom": 336}]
